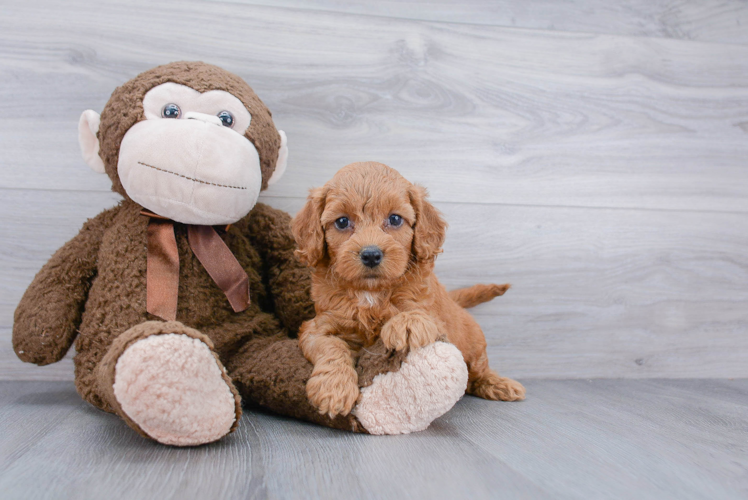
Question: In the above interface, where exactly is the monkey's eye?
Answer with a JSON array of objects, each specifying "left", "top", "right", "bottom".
[
  {"left": 161, "top": 103, "right": 181, "bottom": 119},
  {"left": 388, "top": 214, "right": 404, "bottom": 227},
  {"left": 334, "top": 217, "right": 351, "bottom": 230},
  {"left": 217, "top": 110, "right": 234, "bottom": 128}
]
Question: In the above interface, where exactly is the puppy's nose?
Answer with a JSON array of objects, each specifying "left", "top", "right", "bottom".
[{"left": 360, "top": 246, "right": 383, "bottom": 268}]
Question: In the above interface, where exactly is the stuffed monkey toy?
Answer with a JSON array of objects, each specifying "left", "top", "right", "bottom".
[{"left": 12, "top": 62, "right": 468, "bottom": 445}]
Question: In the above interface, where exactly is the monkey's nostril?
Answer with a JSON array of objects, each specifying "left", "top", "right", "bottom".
[{"left": 360, "top": 246, "right": 383, "bottom": 268}]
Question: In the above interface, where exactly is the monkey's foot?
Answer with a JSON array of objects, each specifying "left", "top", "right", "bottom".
[
  {"left": 113, "top": 333, "right": 239, "bottom": 446},
  {"left": 353, "top": 342, "right": 468, "bottom": 435}
]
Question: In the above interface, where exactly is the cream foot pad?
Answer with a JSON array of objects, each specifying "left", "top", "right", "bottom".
[
  {"left": 113, "top": 333, "right": 237, "bottom": 446},
  {"left": 354, "top": 342, "right": 469, "bottom": 435}
]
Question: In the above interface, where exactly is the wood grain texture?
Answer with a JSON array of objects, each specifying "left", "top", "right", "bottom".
[
  {"left": 215, "top": 0, "right": 748, "bottom": 46},
  {"left": 2, "top": 191, "right": 746, "bottom": 379},
  {"left": 2, "top": 0, "right": 748, "bottom": 212},
  {"left": 1, "top": 379, "right": 746, "bottom": 499},
  {"left": 1, "top": 0, "right": 747, "bottom": 380}
]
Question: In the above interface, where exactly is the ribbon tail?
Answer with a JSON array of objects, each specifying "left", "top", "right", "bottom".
[
  {"left": 146, "top": 219, "right": 180, "bottom": 321},
  {"left": 188, "top": 225, "right": 251, "bottom": 313}
]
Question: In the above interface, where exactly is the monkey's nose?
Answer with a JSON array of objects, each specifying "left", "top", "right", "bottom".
[
  {"left": 360, "top": 246, "right": 383, "bottom": 268},
  {"left": 183, "top": 111, "right": 223, "bottom": 126}
]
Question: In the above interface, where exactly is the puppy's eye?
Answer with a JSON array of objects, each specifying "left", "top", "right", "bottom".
[
  {"left": 388, "top": 214, "right": 403, "bottom": 227},
  {"left": 162, "top": 103, "right": 181, "bottom": 119},
  {"left": 334, "top": 217, "right": 351, "bottom": 230}
]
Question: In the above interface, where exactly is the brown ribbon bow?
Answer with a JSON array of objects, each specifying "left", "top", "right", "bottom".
[{"left": 143, "top": 211, "right": 250, "bottom": 321}]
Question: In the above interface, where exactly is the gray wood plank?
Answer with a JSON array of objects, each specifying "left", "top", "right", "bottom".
[
  {"left": 214, "top": 0, "right": 748, "bottom": 46},
  {"left": 2, "top": 0, "right": 747, "bottom": 380},
  {"left": 2, "top": 191, "right": 747, "bottom": 379},
  {"left": 0, "top": 336, "right": 74, "bottom": 382},
  {"left": 443, "top": 379, "right": 748, "bottom": 499},
  {"left": 2, "top": 2, "right": 746, "bottom": 497},
  {"left": 1, "top": 0, "right": 748, "bottom": 213},
  {"left": 0, "top": 381, "right": 549, "bottom": 500},
  {"left": 1, "top": 379, "right": 746, "bottom": 499}
]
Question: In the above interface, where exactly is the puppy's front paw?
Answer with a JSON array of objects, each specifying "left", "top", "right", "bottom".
[
  {"left": 381, "top": 310, "right": 440, "bottom": 351},
  {"left": 306, "top": 366, "right": 360, "bottom": 418}
]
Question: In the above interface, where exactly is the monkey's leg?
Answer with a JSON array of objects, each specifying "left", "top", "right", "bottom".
[
  {"left": 96, "top": 321, "right": 241, "bottom": 446},
  {"left": 353, "top": 339, "right": 468, "bottom": 435},
  {"left": 226, "top": 335, "right": 367, "bottom": 432},
  {"left": 227, "top": 336, "right": 468, "bottom": 435}
]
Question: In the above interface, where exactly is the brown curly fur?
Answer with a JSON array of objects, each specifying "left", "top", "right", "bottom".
[
  {"left": 98, "top": 61, "right": 281, "bottom": 196},
  {"left": 292, "top": 162, "right": 525, "bottom": 417},
  {"left": 12, "top": 63, "right": 407, "bottom": 438}
]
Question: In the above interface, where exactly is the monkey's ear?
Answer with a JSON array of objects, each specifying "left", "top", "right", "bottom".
[
  {"left": 78, "top": 110, "right": 106, "bottom": 173},
  {"left": 267, "top": 130, "right": 288, "bottom": 186}
]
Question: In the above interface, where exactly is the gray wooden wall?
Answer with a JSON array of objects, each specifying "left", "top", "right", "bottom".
[{"left": 1, "top": 0, "right": 747, "bottom": 380}]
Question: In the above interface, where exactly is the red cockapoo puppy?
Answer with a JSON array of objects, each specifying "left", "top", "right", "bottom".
[{"left": 292, "top": 161, "right": 525, "bottom": 418}]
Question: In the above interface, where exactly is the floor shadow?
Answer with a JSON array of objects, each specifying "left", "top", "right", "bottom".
[{"left": 12, "top": 384, "right": 80, "bottom": 407}]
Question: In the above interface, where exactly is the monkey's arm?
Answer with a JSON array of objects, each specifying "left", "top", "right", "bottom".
[
  {"left": 13, "top": 206, "right": 119, "bottom": 365},
  {"left": 243, "top": 203, "right": 314, "bottom": 335}
]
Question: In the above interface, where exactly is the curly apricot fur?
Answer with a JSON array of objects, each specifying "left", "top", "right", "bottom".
[{"left": 293, "top": 162, "right": 525, "bottom": 414}]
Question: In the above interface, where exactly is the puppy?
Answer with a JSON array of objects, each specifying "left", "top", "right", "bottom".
[{"left": 292, "top": 162, "right": 525, "bottom": 418}]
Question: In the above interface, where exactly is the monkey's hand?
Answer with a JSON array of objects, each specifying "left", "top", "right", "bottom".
[
  {"left": 13, "top": 206, "right": 117, "bottom": 365},
  {"left": 381, "top": 310, "right": 441, "bottom": 352}
]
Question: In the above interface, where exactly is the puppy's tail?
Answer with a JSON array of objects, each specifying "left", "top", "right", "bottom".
[{"left": 449, "top": 283, "right": 510, "bottom": 309}]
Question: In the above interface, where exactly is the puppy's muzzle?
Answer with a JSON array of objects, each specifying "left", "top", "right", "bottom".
[{"left": 360, "top": 246, "right": 383, "bottom": 268}]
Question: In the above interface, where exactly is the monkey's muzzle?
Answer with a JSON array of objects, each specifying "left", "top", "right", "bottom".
[{"left": 118, "top": 118, "right": 262, "bottom": 225}]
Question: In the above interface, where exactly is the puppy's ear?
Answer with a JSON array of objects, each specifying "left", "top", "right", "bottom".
[
  {"left": 409, "top": 184, "right": 447, "bottom": 262},
  {"left": 292, "top": 187, "right": 328, "bottom": 267}
]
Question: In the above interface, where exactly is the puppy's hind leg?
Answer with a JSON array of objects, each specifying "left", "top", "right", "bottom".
[{"left": 467, "top": 351, "right": 525, "bottom": 402}]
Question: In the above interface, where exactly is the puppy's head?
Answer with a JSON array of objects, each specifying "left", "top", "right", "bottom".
[{"left": 292, "top": 162, "right": 447, "bottom": 289}]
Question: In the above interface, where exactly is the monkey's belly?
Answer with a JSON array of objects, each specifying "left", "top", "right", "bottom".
[{"left": 73, "top": 204, "right": 273, "bottom": 406}]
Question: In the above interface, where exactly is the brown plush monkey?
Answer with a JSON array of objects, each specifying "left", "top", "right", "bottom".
[{"left": 12, "top": 62, "right": 469, "bottom": 445}]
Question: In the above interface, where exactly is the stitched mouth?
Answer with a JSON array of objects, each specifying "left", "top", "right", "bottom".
[{"left": 137, "top": 161, "right": 247, "bottom": 190}]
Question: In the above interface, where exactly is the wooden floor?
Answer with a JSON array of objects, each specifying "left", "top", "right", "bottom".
[
  {"left": 1, "top": 0, "right": 748, "bottom": 498},
  {"left": 1, "top": 379, "right": 747, "bottom": 500}
]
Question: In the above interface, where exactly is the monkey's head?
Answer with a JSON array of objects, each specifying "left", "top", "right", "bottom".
[{"left": 78, "top": 61, "right": 288, "bottom": 225}]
